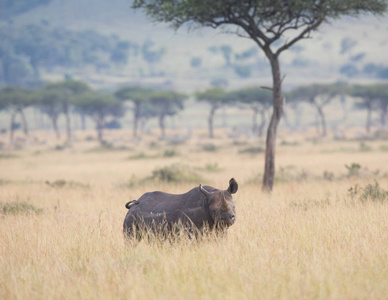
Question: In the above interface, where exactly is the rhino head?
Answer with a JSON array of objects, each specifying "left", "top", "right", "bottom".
[{"left": 199, "top": 178, "right": 238, "bottom": 228}]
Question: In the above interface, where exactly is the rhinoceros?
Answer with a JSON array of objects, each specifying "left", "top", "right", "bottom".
[{"left": 123, "top": 178, "right": 238, "bottom": 239}]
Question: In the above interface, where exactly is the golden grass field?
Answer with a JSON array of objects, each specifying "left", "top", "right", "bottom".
[{"left": 1, "top": 128, "right": 388, "bottom": 299}]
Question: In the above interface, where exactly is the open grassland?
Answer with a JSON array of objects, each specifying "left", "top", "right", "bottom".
[{"left": 1, "top": 129, "right": 388, "bottom": 299}]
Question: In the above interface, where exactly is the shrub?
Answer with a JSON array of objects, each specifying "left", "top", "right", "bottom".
[
  {"left": 0, "top": 201, "right": 43, "bottom": 215},
  {"left": 149, "top": 163, "right": 202, "bottom": 183},
  {"left": 163, "top": 149, "right": 178, "bottom": 157},
  {"left": 128, "top": 152, "right": 154, "bottom": 160},
  {"left": 0, "top": 153, "right": 18, "bottom": 159},
  {"left": 204, "top": 162, "right": 221, "bottom": 172},
  {"left": 345, "top": 163, "right": 361, "bottom": 177},
  {"left": 359, "top": 142, "right": 372, "bottom": 152},
  {"left": 238, "top": 146, "right": 264, "bottom": 154},
  {"left": 348, "top": 181, "right": 388, "bottom": 202},
  {"left": 275, "top": 165, "right": 309, "bottom": 183},
  {"left": 45, "top": 180, "right": 90, "bottom": 189},
  {"left": 201, "top": 144, "right": 217, "bottom": 152}
]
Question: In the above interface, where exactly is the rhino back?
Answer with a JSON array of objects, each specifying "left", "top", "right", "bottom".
[{"left": 124, "top": 186, "right": 215, "bottom": 229}]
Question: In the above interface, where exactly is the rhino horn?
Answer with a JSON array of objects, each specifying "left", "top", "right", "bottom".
[{"left": 199, "top": 184, "right": 211, "bottom": 198}]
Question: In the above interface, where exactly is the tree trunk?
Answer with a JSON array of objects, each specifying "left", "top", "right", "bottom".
[
  {"left": 64, "top": 104, "right": 71, "bottom": 142},
  {"left": 316, "top": 106, "right": 327, "bottom": 137},
  {"left": 9, "top": 112, "right": 17, "bottom": 144},
  {"left": 258, "top": 109, "right": 267, "bottom": 137},
  {"left": 251, "top": 107, "right": 258, "bottom": 133},
  {"left": 133, "top": 103, "right": 141, "bottom": 138},
  {"left": 340, "top": 95, "right": 348, "bottom": 121},
  {"left": 18, "top": 109, "right": 29, "bottom": 136},
  {"left": 208, "top": 105, "right": 217, "bottom": 138},
  {"left": 51, "top": 115, "right": 61, "bottom": 139},
  {"left": 262, "top": 56, "right": 283, "bottom": 192},
  {"left": 159, "top": 113, "right": 166, "bottom": 137},
  {"left": 380, "top": 105, "right": 387, "bottom": 127},
  {"left": 96, "top": 117, "right": 104, "bottom": 143},
  {"left": 80, "top": 112, "right": 86, "bottom": 130},
  {"left": 366, "top": 106, "right": 372, "bottom": 133}
]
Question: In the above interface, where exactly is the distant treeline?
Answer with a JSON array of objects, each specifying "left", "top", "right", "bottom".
[{"left": 0, "top": 80, "right": 387, "bottom": 147}]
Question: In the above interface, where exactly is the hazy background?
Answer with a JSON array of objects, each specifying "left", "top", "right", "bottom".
[{"left": 1, "top": 0, "right": 388, "bottom": 133}]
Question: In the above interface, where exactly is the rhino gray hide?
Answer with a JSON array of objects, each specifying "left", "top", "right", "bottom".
[{"left": 123, "top": 178, "right": 238, "bottom": 239}]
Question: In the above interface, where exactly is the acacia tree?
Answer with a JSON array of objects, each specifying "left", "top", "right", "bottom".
[
  {"left": 132, "top": 0, "right": 386, "bottom": 192},
  {"left": 195, "top": 87, "right": 228, "bottom": 138},
  {"left": 350, "top": 84, "right": 388, "bottom": 133},
  {"left": 114, "top": 86, "right": 155, "bottom": 138},
  {"left": 230, "top": 87, "right": 272, "bottom": 137},
  {"left": 149, "top": 90, "right": 187, "bottom": 137},
  {"left": 38, "top": 88, "right": 65, "bottom": 139},
  {"left": 72, "top": 91, "right": 124, "bottom": 143},
  {"left": 289, "top": 83, "right": 345, "bottom": 137},
  {"left": 46, "top": 80, "right": 90, "bottom": 141},
  {"left": 0, "top": 86, "right": 35, "bottom": 144}
]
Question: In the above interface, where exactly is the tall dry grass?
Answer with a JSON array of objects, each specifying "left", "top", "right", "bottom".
[{"left": 1, "top": 130, "right": 388, "bottom": 299}]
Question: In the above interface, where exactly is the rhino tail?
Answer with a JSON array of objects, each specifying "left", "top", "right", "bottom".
[{"left": 125, "top": 200, "right": 140, "bottom": 209}]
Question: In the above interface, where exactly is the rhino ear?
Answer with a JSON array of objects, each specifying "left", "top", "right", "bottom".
[
  {"left": 227, "top": 178, "right": 238, "bottom": 194},
  {"left": 199, "top": 184, "right": 211, "bottom": 198}
]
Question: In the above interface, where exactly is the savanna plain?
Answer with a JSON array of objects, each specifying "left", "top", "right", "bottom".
[{"left": 1, "top": 129, "right": 388, "bottom": 300}]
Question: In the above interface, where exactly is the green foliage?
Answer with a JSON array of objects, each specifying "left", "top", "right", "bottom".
[
  {"left": 45, "top": 180, "right": 90, "bottom": 189},
  {"left": 72, "top": 91, "right": 123, "bottom": 117},
  {"left": 289, "top": 198, "right": 331, "bottom": 211},
  {"left": 195, "top": 87, "right": 227, "bottom": 105},
  {"left": 359, "top": 142, "right": 372, "bottom": 152},
  {"left": 163, "top": 149, "right": 178, "bottom": 157},
  {"left": 275, "top": 165, "right": 309, "bottom": 183},
  {"left": 345, "top": 163, "right": 361, "bottom": 177},
  {"left": 0, "top": 179, "right": 11, "bottom": 185},
  {"left": 238, "top": 146, "right": 264, "bottom": 154},
  {"left": 149, "top": 163, "right": 202, "bottom": 183},
  {"left": 204, "top": 162, "right": 221, "bottom": 172},
  {"left": 0, "top": 201, "right": 43, "bottom": 215},
  {"left": 289, "top": 83, "right": 348, "bottom": 103},
  {"left": 348, "top": 181, "right": 388, "bottom": 202},
  {"left": 0, "top": 153, "right": 18, "bottom": 159},
  {"left": 228, "top": 87, "right": 272, "bottom": 107},
  {"left": 127, "top": 152, "right": 157, "bottom": 160},
  {"left": 201, "top": 143, "right": 217, "bottom": 152},
  {"left": 0, "top": 86, "right": 36, "bottom": 109},
  {"left": 0, "top": 23, "right": 135, "bottom": 85}
]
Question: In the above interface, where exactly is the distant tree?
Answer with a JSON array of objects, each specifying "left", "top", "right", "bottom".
[
  {"left": 195, "top": 87, "right": 228, "bottom": 138},
  {"left": 132, "top": 0, "right": 387, "bottom": 192},
  {"left": 377, "top": 87, "right": 388, "bottom": 127},
  {"left": 141, "top": 39, "right": 165, "bottom": 75},
  {"left": 149, "top": 90, "right": 187, "bottom": 137},
  {"left": 289, "top": 83, "right": 345, "bottom": 137},
  {"left": 72, "top": 91, "right": 123, "bottom": 143},
  {"left": 230, "top": 87, "right": 272, "bottom": 136},
  {"left": 44, "top": 80, "right": 90, "bottom": 141},
  {"left": 282, "top": 90, "right": 303, "bottom": 130},
  {"left": 0, "top": 86, "right": 35, "bottom": 144},
  {"left": 114, "top": 86, "right": 155, "bottom": 138},
  {"left": 38, "top": 88, "right": 65, "bottom": 139},
  {"left": 349, "top": 84, "right": 388, "bottom": 133}
]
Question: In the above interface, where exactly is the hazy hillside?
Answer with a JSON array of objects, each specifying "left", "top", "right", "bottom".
[{"left": 4, "top": 0, "right": 388, "bottom": 91}]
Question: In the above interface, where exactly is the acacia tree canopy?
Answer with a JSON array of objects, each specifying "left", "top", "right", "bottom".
[{"left": 133, "top": 0, "right": 387, "bottom": 192}]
